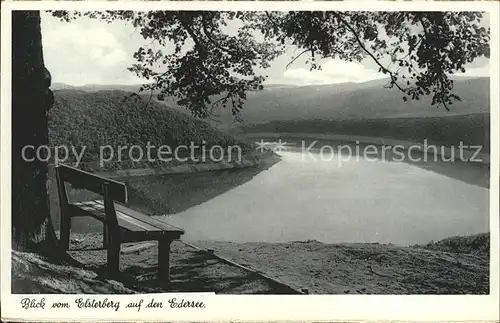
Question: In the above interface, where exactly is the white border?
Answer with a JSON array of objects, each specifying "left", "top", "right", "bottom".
[
  {"left": 1, "top": 1, "right": 499, "bottom": 322},
  {"left": 2, "top": 0, "right": 500, "bottom": 11}
]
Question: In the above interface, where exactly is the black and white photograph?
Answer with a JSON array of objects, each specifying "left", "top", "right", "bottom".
[{"left": 1, "top": 1, "right": 499, "bottom": 321}]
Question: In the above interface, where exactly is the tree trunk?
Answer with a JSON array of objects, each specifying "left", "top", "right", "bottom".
[{"left": 12, "top": 11, "right": 58, "bottom": 252}]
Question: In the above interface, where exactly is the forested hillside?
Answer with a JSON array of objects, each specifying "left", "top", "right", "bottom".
[{"left": 48, "top": 90, "right": 245, "bottom": 168}]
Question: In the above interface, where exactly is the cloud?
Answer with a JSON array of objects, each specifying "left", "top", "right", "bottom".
[
  {"left": 41, "top": 14, "right": 140, "bottom": 85},
  {"left": 282, "top": 56, "right": 490, "bottom": 86},
  {"left": 456, "top": 57, "right": 490, "bottom": 77},
  {"left": 282, "top": 59, "right": 384, "bottom": 85}
]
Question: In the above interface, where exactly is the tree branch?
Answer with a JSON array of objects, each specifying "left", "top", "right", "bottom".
[
  {"left": 417, "top": 14, "right": 429, "bottom": 36},
  {"left": 264, "top": 11, "right": 280, "bottom": 33},
  {"left": 178, "top": 16, "right": 206, "bottom": 55},
  {"left": 442, "top": 100, "right": 450, "bottom": 111},
  {"left": 286, "top": 49, "right": 310, "bottom": 69},
  {"left": 331, "top": 12, "right": 407, "bottom": 93},
  {"left": 145, "top": 88, "right": 154, "bottom": 109},
  {"left": 200, "top": 16, "right": 240, "bottom": 56}
]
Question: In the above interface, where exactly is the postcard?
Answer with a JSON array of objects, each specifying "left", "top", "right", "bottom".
[{"left": 1, "top": 1, "right": 499, "bottom": 321}]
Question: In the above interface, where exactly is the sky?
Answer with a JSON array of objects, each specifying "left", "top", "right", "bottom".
[{"left": 40, "top": 11, "right": 490, "bottom": 87}]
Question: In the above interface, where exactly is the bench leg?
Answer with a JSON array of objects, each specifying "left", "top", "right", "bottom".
[
  {"left": 158, "top": 238, "right": 172, "bottom": 285},
  {"left": 103, "top": 225, "right": 108, "bottom": 248},
  {"left": 60, "top": 215, "right": 71, "bottom": 251},
  {"left": 107, "top": 233, "right": 121, "bottom": 276}
]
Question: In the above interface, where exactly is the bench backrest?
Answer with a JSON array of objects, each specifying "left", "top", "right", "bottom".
[{"left": 55, "top": 164, "right": 128, "bottom": 204}]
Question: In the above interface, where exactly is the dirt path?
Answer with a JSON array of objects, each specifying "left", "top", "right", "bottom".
[
  {"left": 12, "top": 232, "right": 296, "bottom": 294},
  {"left": 194, "top": 239, "right": 489, "bottom": 294}
]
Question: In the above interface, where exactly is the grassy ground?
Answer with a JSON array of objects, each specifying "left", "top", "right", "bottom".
[
  {"left": 12, "top": 233, "right": 488, "bottom": 295},
  {"left": 418, "top": 233, "right": 489, "bottom": 255}
]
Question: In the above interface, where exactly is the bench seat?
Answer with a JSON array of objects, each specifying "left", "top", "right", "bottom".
[{"left": 69, "top": 200, "right": 184, "bottom": 240}]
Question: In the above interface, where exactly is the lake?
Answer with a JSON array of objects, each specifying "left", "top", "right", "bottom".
[
  {"left": 55, "top": 141, "right": 489, "bottom": 246},
  {"left": 165, "top": 145, "right": 489, "bottom": 245}
]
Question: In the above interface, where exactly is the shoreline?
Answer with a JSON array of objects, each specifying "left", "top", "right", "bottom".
[
  {"left": 98, "top": 150, "right": 279, "bottom": 179},
  {"left": 47, "top": 149, "right": 280, "bottom": 179}
]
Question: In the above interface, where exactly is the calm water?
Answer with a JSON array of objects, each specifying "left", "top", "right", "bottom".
[{"left": 166, "top": 148, "right": 489, "bottom": 245}]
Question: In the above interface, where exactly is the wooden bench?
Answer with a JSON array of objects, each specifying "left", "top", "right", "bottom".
[{"left": 55, "top": 164, "right": 184, "bottom": 284}]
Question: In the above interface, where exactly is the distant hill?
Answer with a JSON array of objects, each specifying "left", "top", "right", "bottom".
[
  {"left": 240, "top": 113, "right": 491, "bottom": 153},
  {"left": 152, "top": 77, "right": 490, "bottom": 129},
  {"left": 48, "top": 89, "right": 243, "bottom": 167},
  {"left": 50, "top": 77, "right": 490, "bottom": 151},
  {"left": 260, "top": 83, "right": 299, "bottom": 89},
  {"left": 53, "top": 77, "right": 488, "bottom": 125},
  {"left": 226, "top": 77, "right": 490, "bottom": 125},
  {"left": 234, "top": 77, "right": 490, "bottom": 151},
  {"left": 52, "top": 83, "right": 145, "bottom": 93},
  {"left": 51, "top": 82, "right": 298, "bottom": 92}
]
